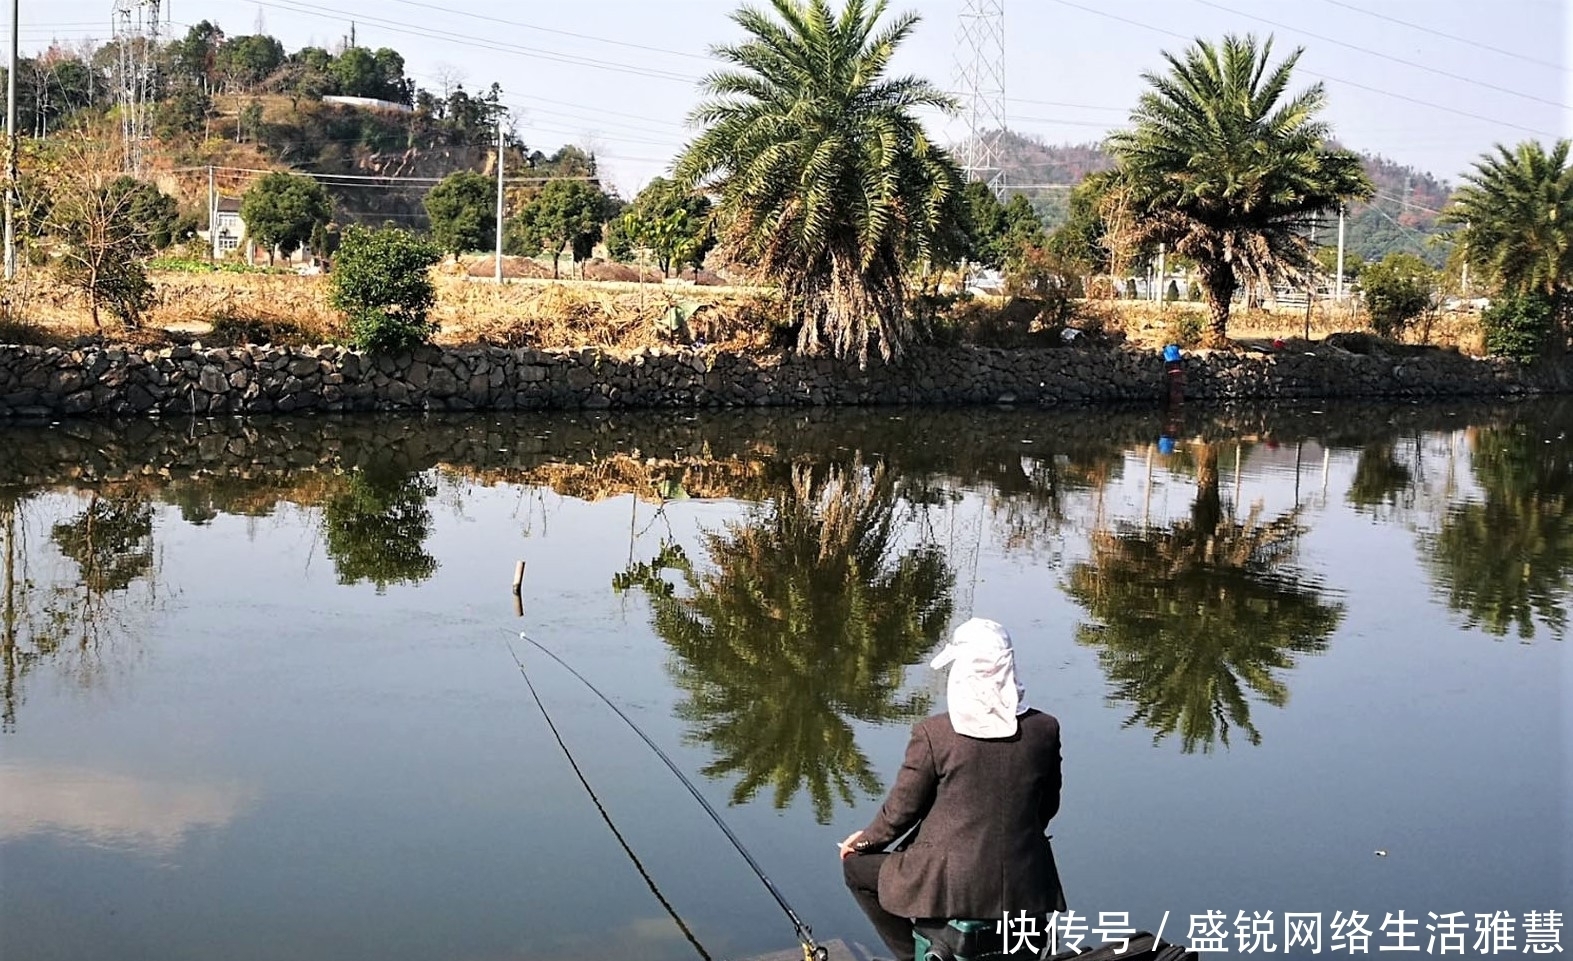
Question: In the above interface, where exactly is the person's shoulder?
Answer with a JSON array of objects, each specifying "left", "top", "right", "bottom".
[
  {"left": 1020, "top": 709, "right": 1061, "bottom": 735},
  {"left": 913, "top": 712, "right": 951, "bottom": 736}
]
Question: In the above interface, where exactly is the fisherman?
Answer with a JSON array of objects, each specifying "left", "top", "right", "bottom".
[{"left": 839, "top": 618, "right": 1066, "bottom": 960}]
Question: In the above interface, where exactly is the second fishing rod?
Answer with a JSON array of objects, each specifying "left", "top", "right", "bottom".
[{"left": 501, "top": 627, "right": 830, "bottom": 961}]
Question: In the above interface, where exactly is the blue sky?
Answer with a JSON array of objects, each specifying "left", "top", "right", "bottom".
[{"left": 12, "top": 0, "right": 1571, "bottom": 197}]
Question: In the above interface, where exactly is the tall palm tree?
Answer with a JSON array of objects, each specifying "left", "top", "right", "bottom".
[
  {"left": 675, "top": 0, "right": 963, "bottom": 365},
  {"left": 1106, "top": 34, "right": 1371, "bottom": 346},
  {"left": 618, "top": 460, "right": 953, "bottom": 823},
  {"left": 1444, "top": 140, "right": 1573, "bottom": 300}
]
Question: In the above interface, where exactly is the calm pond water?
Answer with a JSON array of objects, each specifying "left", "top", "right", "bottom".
[{"left": 0, "top": 401, "right": 1567, "bottom": 961}]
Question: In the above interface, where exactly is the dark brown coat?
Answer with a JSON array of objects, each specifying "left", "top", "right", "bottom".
[{"left": 852, "top": 709, "right": 1065, "bottom": 919}]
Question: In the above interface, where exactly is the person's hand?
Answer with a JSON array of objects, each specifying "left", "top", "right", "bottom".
[{"left": 837, "top": 830, "right": 864, "bottom": 860}]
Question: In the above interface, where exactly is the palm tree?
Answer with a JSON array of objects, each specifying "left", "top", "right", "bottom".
[
  {"left": 1444, "top": 140, "right": 1573, "bottom": 300},
  {"left": 1105, "top": 34, "right": 1371, "bottom": 346},
  {"left": 675, "top": 0, "right": 963, "bottom": 365},
  {"left": 1067, "top": 443, "right": 1343, "bottom": 752},
  {"left": 618, "top": 460, "right": 953, "bottom": 823}
]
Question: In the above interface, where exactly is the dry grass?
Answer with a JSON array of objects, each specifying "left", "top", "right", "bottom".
[
  {"left": 8, "top": 263, "right": 1486, "bottom": 357},
  {"left": 1086, "top": 298, "right": 1485, "bottom": 354},
  {"left": 6, "top": 265, "right": 786, "bottom": 352}
]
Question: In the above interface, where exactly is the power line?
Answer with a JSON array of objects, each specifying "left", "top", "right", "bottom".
[
  {"left": 1191, "top": 0, "right": 1568, "bottom": 110},
  {"left": 1041, "top": 0, "right": 1560, "bottom": 139},
  {"left": 249, "top": 0, "right": 695, "bottom": 85},
  {"left": 1316, "top": 0, "right": 1569, "bottom": 74},
  {"left": 381, "top": 0, "right": 712, "bottom": 63},
  {"left": 1370, "top": 191, "right": 1448, "bottom": 216}
]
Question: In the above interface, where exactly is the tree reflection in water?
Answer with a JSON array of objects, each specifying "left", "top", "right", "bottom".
[
  {"left": 1426, "top": 420, "right": 1571, "bottom": 641},
  {"left": 3, "top": 489, "right": 160, "bottom": 730},
  {"left": 321, "top": 466, "right": 439, "bottom": 592},
  {"left": 617, "top": 461, "right": 953, "bottom": 823},
  {"left": 1068, "top": 443, "right": 1343, "bottom": 753}
]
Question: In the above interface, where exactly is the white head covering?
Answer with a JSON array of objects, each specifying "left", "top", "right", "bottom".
[{"left": 929, "top": 617, "right": 1029, "bottom": 739}]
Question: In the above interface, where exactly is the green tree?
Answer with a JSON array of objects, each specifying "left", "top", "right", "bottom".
[
  {"left": 216, "top": 34, "right": 285, "bottom": 91},
  {"left": 170, "top": 20, "right": 225, "bottom": 92},
  {"left": 1045, "top": 171, "right": 1124, "bottom": 286},
  {"left": 1105, "top": 34, "right": 1371, "bottom": 346},
  {"left": 1425, "top": 415, "right": 1572, "bottom": 641},
  {"left": 423, "top": 171, "right": 496, "bottom": 260},
  {"left": 1067, "top": 443, "right": 1343, "bottom": 752},
  {"left": 1360, "top": 252, "right": 1435, "bottom": 338},
  {"left": 508, "top": 179, "right": 610, "bottom": 278},
  {"left": 674, "top": 0, "right": 962, "bottom": 365},
  {"left": 328, "top": 227, "right": 442, "bottom": 353},
  {"left": 613, "top": 177, "right": 715, "bottom": 277},
  {"left": 240, "top": 171, "right": 332, "bottom": 263},
  {"left": 957, "top": 180, "right": 1007, "bottom": 268},
  {"left": 617, "top": 460, "right": 952, "bottom": 823}
]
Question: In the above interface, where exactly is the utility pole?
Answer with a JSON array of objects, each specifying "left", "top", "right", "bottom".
[
  {"left": 5, "top": 0, "right": 18, "bottom": 282},
  {"left": 1334, "top": 204, "right": 1347, "bottom": 301},
  {"left": 208, "top": 165, "right": 218, "bottom": 261},
  {"left": 493, "top": 113, "right": 504, "bottom": 284},
  {"left": 1156, "top": 242, "right": 1167, "bottom": 308},
  {"left": 1460, "top": 221, "right": 1470, "bottom": 296}
]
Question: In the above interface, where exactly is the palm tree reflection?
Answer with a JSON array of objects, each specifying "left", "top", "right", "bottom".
[
  {"left": 1426, "top": 420, "right": 1571, "bottom": 640},
  {"left": 618, "top": 461, "right": 953, "bottom": 823},
  {"left": 1068, "top": 443, "right": 1343, "bottom": 752}
]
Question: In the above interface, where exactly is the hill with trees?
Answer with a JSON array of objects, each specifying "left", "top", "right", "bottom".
[{"left": 0, "top": 22, "right": 601, "bottom": 234}]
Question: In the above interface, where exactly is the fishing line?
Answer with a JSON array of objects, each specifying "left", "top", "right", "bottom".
[
  {"left": 502, "top": 628, "right": 830, "bottom": 961},
  {"left": 501, "top": 634, "right": 715, "bottom": 961}
]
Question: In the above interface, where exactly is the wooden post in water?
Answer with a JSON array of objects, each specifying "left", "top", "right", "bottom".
[{"left": 511, "top": 560, "right": 525, "bottom": 617}]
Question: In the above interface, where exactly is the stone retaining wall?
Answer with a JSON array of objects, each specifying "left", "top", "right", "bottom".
[{"left": 1, "top": 341, "right": 1568, "bottom": 418}]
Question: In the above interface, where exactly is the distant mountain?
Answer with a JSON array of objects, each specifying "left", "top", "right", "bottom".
[{"left": 985, "top": 130, "right": 1456, "bottom": 265}]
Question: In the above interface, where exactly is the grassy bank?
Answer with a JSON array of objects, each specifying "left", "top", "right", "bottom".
[{"left": 0, "top": 261, "right": 1485, "bottom": 357}]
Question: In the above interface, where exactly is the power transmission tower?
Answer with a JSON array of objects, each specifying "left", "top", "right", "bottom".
[
  {"left": 954, "top": 0, "right": 1007, "bottom": 194},
  {"left": 111, "top": 0, "right": 167, "bottom": 174}
]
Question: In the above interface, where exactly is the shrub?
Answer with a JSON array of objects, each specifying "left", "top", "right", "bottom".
[
  {"left": 1361, "top": 253, "right": 1434, "bottom": 339},
  {"left": 1164, "top": 280, "right": 1180, "bottom": 302},
  {"left": 1166, "top": 311, "right": 1206, "bottom": 348},
  {"left": 328, "top": 227, "right": 442, "bottom": 353},
  {"left": 1481, "top": 293, "right": 1554, "bottom": 362}
]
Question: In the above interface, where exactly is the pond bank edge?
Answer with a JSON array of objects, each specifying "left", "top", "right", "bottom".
[{"left": 1, "top": 342, "right": 1569, "bottom": 418}]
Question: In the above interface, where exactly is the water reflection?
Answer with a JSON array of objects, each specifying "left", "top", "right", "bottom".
[
  {"left": 1347, "top": 440, "right": 1416, "bottom": 515},
  {"left": 0, "top": 761, "right": 256, "bottom": 855},
  {"left": 617, "top": 461, "right": 953, "bottom": 823},
  {"left": 321, "top": 466, "right": 440, "bottom": 591},
  {"left": 2, "top": 488, "right": 162, "bottom": 731},
  {"left": 1425, "top": 415, "right": 1572, "bottom": 641},
  {"left": 1067, "top": 442, "right": 1344, "bottom": 752}
]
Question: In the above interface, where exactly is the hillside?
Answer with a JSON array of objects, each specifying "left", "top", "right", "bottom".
[
  {"left": 3, "top": 26, "right": 601, "bottom": 234},
  {"left": 988, "top": 131, "right": 1457, "bottom": 265}
]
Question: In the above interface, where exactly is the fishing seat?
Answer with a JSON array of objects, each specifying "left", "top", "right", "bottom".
[
  {"left": 912, "top": 923, "right": 1199, "bottom": 961},
  {"left": 912, "top": 919, "right": 1002, "bottom": 960}
]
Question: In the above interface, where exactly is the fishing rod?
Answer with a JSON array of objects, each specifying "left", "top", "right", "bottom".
[
  {"left": 501, "top": 634, "right": 715, "bottom": 961},
  {"left": 502, "top": 628, "right": 831, "bottom": 961}
]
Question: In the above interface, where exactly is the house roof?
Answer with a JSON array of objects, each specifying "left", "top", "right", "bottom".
[{"left": 216, "top": 197, "right": 243, "bottom": 214}]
